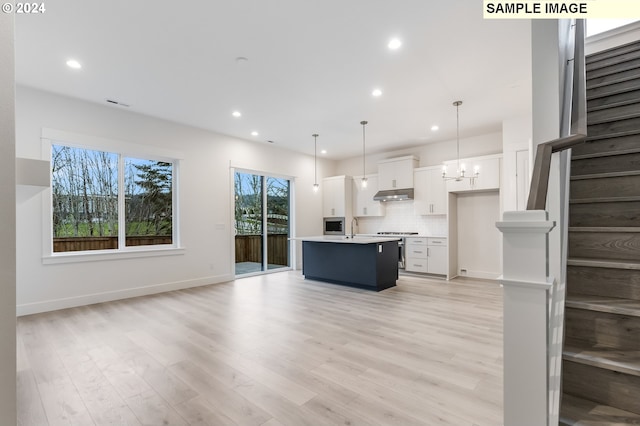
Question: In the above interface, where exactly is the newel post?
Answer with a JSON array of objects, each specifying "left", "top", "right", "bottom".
[{"left": 496, "top": 210, "right": 556, "bottom": 426}]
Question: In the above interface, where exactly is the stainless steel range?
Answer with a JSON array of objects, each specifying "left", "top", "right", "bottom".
[{"left": 376, "top": 232, "right": 418, "bottom": 269}]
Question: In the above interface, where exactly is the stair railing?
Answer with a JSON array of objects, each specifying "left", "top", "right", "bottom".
[{"left": 496, "top": 19, "right": 586, "bottom": 426}]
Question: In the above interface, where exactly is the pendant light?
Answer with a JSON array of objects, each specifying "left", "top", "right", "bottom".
[
  {"left": 442, "top": 101, "right": 479, "bottom": 182},
  {"left": 312, "top": 133, "right": 319, "bottom": 192},
  {"left": 360, "top": 120, "right": 368, "bottom": 188}
]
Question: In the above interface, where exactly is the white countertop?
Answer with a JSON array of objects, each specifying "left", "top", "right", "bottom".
[
  {"left": 292, "top": 236, "right": 401, "bottom": 244},
  {"left": 356, "top": 234, "right": 447, "bottom": 239}
]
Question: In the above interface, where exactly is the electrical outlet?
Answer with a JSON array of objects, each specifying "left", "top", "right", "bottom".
[{"left": 460, "top": 268, "right": 467, "bottom": 275}]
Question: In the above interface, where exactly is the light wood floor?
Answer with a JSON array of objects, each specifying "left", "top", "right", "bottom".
[{"left": 17, "top": 272, "right": 503, "bottom": 426}]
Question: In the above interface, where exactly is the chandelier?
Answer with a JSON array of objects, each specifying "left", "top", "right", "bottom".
[{"left": 442, "top": 101, "right": 479, "bottom": 182}]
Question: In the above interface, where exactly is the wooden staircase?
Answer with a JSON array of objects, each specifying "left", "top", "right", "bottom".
[{"left": 560, "top": 40, "right": 640, "bottom": 425}]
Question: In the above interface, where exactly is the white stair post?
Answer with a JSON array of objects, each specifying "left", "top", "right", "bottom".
[{"left": 496, "top": 210, "right": 556, "bottom": 426}]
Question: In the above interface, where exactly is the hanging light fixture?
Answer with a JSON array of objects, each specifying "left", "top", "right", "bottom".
[
  {"left": 312, "top": 133, "right": 319, "bottom": 192},
  {"left": 360, "top": 120, "right": 368, "bottom": 188},
  {"left": 442, "top": 101, "right": 479, "bottom": 182}
]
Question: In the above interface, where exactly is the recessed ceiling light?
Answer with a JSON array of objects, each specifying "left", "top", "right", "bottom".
[
  {"left": 321, "top": 150, "right": 327, "bottom": 154},
  {"left": 251, "top": 131, "right": 259, "bottom": 136},
  {"left": 372, "top": 88, "right": 383, "bottom": 97},
  {"left": 388, "top": 38, "right": 402, "bottom": 50},
  {"left": 431, "top": 125, "right": 439, "bottom": 131},
  {"left": 232, "top": 111, "right": 242, "bottom": 118},
  {"left": 66, "top": 59, "right": 82, "bottom": 69}
]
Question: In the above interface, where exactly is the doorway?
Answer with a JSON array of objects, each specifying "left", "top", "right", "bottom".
[{"left": 234, "top": 171, "right": 291, "bottom": 276}]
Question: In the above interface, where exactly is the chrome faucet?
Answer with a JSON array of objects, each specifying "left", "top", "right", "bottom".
[{"left": 350, "top": 217, "right": 358, "bottom": 239}]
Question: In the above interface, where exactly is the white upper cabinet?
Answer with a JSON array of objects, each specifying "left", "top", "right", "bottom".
[
  {"left": 322, "top": 175, "right": 353, "bottom": 218},
  {"left": 414, "top": 166, "right": 447, "bottom": 215},
  {"left": 352, "top": 174, "right": 385, "bottom": 217},
  {"left": 445, "top": 155, "right": 501, "bottom": 193},
  {"left": 377, "top": 156, "right": 419, "bottom": 190}
]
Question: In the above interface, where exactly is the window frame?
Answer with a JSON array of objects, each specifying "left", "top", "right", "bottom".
[{"left": 42, "top": 129, "right": 184, "bottom": 264}]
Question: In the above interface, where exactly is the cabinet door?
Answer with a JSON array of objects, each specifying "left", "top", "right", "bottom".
[
  {"left": 322, "top": 177, "right": 344, "bottom": 217},
  {"left": 445, "top": 157, "right": 500, "bottom": 193},
  {"left": 427, "top": 169, "right": 447, "bottom": 214},
  {"left": 415, "top": 169, "right": 447, "bottom": 215},
  {"left": 378, "top": 158, "right": 416, "bottom": 190},
  {"left": 427, "top": 245, "right": 447, "bottom": 275},
  {"left": 394, "top": 162, "right": 414, "bottom": 189},
  {"left": 413, "top": 169, "right": 429, "bottom": 215},
  {"left": 472, "top": 157, "right": 500, "bottom": 191},
  {"left": 353, "top": 175, "right": 384, "bottom": 217},
  {"left": 378, "top": 164, "right": 396, "bottom": 190}
]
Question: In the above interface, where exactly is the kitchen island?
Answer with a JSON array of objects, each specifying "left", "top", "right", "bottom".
[{"left": 296, "top": 236, "right": 400, "bottom": 291}]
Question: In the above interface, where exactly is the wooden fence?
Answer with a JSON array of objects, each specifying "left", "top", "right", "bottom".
[
  {"left": 235, "top": 234, "right": 289, "bottom": 266},
  {"left": 54, "top": 234, "right": 289, "bottom": 267},
  {"left": 53, "top": 236, "right": 173, "bottom": 252}
]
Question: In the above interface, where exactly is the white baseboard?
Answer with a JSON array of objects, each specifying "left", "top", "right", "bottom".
[
  {"left": 16, "top": 274, "right": 234, "bottom": 316},
  {"left": 458, "top": 269, "right": 501, "bottom": 280}
]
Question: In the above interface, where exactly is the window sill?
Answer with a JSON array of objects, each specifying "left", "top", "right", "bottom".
[{"left": 42, "top": 246, "right": 186, "bottom": 264}]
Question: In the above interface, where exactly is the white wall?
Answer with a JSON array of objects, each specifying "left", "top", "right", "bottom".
[
  {"left": 335, "top": 132, "right": 503, "bottom": 175},
  {"left": 0, "top": 11, "right": 17, "bottom": 425},
  {"left": 502, "top": 114, "right": 533, "bottom": 212},
  {"left": 456, "top": 191, "right": 501, "bottom": 279},
  {"left": 16, "top": 86, "right": 336, "bottom": 314}
]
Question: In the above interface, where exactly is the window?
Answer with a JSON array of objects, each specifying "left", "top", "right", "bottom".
[
  {"left": 234, "top": 171, "right": 291, "bottom": 275},
  {"left": 51, "top": 143, "right": 175, "bottom": 253}
]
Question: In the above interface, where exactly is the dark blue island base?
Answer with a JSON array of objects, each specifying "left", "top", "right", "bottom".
[{"left": 302, "top": 240, "right": 399, "bottom": 291}]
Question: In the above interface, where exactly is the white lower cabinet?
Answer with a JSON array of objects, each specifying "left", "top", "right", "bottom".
[{"left": 405, "top": 237, "right": 447, "bottom": 275}]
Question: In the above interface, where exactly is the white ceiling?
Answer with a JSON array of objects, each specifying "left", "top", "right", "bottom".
[{"left": 15, "top": 0, "right": 532, "bottom": 160}]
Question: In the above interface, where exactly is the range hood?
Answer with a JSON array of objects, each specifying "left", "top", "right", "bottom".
[{"left": 373, "top": 188, "right": 414, "bottom": 202}]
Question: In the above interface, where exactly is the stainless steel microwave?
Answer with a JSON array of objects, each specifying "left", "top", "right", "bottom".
[{"left": 323, "top": 217, "right": 345, "bottom": 235}]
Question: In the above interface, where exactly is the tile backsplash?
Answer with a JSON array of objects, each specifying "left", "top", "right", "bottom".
[{"left": 356, "top": 201, "right": 447, "bottom": 236}]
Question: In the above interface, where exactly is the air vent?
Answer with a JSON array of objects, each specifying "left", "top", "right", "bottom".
[{"left": 105, "top": 99, "right": 130, "bottom": 107}]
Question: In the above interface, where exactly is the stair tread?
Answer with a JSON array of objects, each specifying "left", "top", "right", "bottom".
[
  {"left": 564, "top": 338, "right": 640, "bottom": 377},
  {"left": 585, "top": 128, "right": 640, "bottom": 142},
  {"left": 571, "top": 196, "right": 640, "bottom": 204},
  {"left": 566, "top": 294, "right": 640, "bottom": 318},
  {"left": 587, "top": 74, "right": 640, "bottom": 90},
  {"left": 568, "top": 258, "right": 640, "bottom": 270},
  {"left": 587, "top": 41, "right": 640, "bottom": 64},
  {"left": 569, "top": 227, "right": 640, "bottom": 233},
  {"left": 571, "top": 170, "right": 640, "bottom": 181},
  {"left": 587, "top": 110, "right": 640, "bottom": 125},
  {"left": 560, "top": 393, "right": 640, "bottom": 425},
  {"left": 572, "top": 146, "right": 640, "bottom": 160},
  {"left": 587, "top": 83, "right": 640, "bottom": 101}
]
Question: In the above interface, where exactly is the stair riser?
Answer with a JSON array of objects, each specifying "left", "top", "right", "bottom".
[
  {"left": 565, "top": 307, "right": 640, "bottom": 350},
  {"left": 586, "top": 53, "right": 640, "bottom": 79},
  {"left": 587, "top": 41, "right": 640, "bottom": 65},
  {"left": 567, "top": 265, "right": 640, "bottom": 301},
  {"left": 569, "top": 232, "right": 640, "bottom": 261},
  {"left": 588, "top": 66, "right": 640, "bottom": 89},
  {"left": 573, "top": 133, "right": 640, "bottom": 156},
  {"left": 571, "top": 175, "right": 640, "bottom": 200},
  {"left": 570, "top": 201, "right": 640, "bottom": 227},
  {"left": 588, "top": 79, "right": 640, "bottom": 102},
  {"left": 588, "top": 116, "right": 640, "bottom": 138},
  {"left": 563, "top": 360, "right": 640, "bottom": 414},
  {"left": 572, "top": 152, "right": 640, "bottom": 176},
  {"left": 588, "top": 88, "right": 640, "bottom": 110}
]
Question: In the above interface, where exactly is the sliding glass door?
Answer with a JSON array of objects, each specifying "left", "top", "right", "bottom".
[{"left": 234, "top": 171, "right": 290, "bottom": 275}]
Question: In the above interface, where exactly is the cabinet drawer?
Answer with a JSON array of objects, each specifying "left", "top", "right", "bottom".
[
  {"left": 405, "top": 237, "right": 427, "bottom": 246},
  {"left": 427, "top": 237, "right": 447, "bottom": 246},
  {"left": 405, "top": 261, "right": 429, "bottom": 273},
  {"left": 406, "top": 246, "right": 428, "bottom": 258}
]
